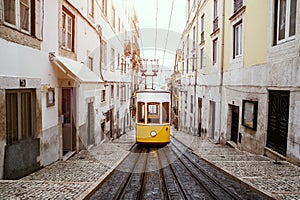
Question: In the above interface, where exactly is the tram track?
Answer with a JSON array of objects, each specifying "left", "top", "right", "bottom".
[
  {"left": 89, "top": 140, "right": 271, "bottom": 200},
  {"left": 170, "top": 139, "right": 241, "bottom": 199}
]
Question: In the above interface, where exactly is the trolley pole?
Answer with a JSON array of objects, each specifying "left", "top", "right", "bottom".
[{"left": 140, "top": 59, "right": 159, "bottom": 89}]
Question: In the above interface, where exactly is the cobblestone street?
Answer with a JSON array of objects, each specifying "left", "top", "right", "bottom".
[
  {"left": 0, "top": 128, "right": 299, "bottom": 199},
  {"left": 172, "top": 129, "right": 300, "bottom": 200},
  {"left": 0, "top": 131, "right": 135, "bottom": 200}
]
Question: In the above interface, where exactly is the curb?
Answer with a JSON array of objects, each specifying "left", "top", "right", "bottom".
[
  {"left": 199, "top": 156, "right": 276, "bottom": 200},
  {"left": 173, "top": 135, "right": 276, "bottom": 200},
  {"left": 75, "top": 143, "right": 135, "bottom": 200}
]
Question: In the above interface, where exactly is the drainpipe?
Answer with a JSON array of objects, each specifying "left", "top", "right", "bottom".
[
  {"left": 96, "top": 25, "right": 105, "bottom": 82},
  {"left": 194, "top": 11, "right": 199, "bottom": 136},
  {"left": 218, "top": 0, "right": 225, "bottom": 144}
]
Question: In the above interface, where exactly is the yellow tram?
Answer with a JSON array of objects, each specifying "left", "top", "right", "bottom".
[{"left": 135, "top": 90, "right": 171, "bottom": 144}]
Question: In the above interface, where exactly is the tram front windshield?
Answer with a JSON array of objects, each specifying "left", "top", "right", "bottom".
[{"left": 137, "top": 101, "right": 170, "bottom": 124}]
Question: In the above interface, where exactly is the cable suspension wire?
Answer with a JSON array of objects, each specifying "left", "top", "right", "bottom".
[
  {"left": 162, "top": 0, "right": 175, "bottom": 67},
  {"left": 159, "top": 0, "right": 175, "bottom": 87},
  {"left": 154, "top": 0, "right": 158, "bottom": 59}
]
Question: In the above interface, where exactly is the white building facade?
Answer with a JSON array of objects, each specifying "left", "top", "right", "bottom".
[{"left": 0, "top": 0, "right": 139, "bottom": 179}]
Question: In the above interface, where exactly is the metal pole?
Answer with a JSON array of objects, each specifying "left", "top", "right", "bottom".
[{"left": 218, "top": 0, "right": 226, "bottom": 144}]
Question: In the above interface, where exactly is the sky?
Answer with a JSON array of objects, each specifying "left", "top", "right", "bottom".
[{"left": 133, "top": 0, "right": 186, "bottom": 88}]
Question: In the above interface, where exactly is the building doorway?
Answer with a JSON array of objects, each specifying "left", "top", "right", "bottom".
[
  {"left": 231, "top": 105, "right": 239, "bottom": 144},
  {"left": 62, "top": 88, "right": 76, "bottom": 155},
  {"left": 209, "top": 101, "right": 216, "bottom": 139},
  {"left": 198, "top": 98, "right": 202, "bottom": 136},
  {"left": 87, "top": 102, "right": 94, "bottom": 146},
  {"left": 267, "top": 90, "right": 290, "bottom": 156}
]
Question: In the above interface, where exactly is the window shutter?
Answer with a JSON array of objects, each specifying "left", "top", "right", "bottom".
[{"left": 35, "top": 0, "right": 44, "bottom": 40}]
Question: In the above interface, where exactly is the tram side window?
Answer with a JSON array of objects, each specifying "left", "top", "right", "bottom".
[
  {"left": 147, "top": 102, "right": 160, "bottom": 124},
  {"left": 162, "top": 102, "right": 170, "bottom": 124},
  {"left": 137, "top": 102, "right": 145, "bottom": 123}
]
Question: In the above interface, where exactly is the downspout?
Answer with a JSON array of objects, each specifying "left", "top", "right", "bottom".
[
  {"left": 96, "top": 25, "right": 105, "bottom": 82},
  {"left": 194, "top": 11, "right": 199, "bottom": 136},
  {"left": 218, "top": 0, "right": 225, "bottom": 144}
]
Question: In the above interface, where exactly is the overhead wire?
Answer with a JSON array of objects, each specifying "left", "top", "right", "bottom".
[
  {"left": 162, "top": 0, "right": 175, "bottom": 67},
  {"left": 159, "top": 0, "right": 175, "bottom": 88},
  {"left": 154, "top": 0, "right": 158, "bottom": 59}
]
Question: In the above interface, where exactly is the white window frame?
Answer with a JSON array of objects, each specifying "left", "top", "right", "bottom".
[
  {"left": 112, "top": 6, "right": 116, "bottom": 28},
  {"left": 88, "top": 56, "right": 93, "bottom": 71},
  {"left": 3, "top": 0, "right": 31, "bottom": 34},
  {"left": 233, "top": 21, "right": 243, "bottom": 58},
  {"left": 276, "top": 0, "right": 297, "bottom": 44},
  {"left": 213, "top": 38, "right": 218, "bottom": 65},
  {"left": 200, "top": 14, "right": 205, "bottom": 43},
  {"left": 101, "top": 89, "right": 106, "bottom": 102},
  {"left": 111, "top": 48, "right": 115, "bottom": 71},
  {"left": 233, "top": 0, "right": 243, "bottom": 13},
  {"left": 200, "top": 47, "right": 204, "bottom": 69},
  {"left": 62, "top": 8, "right": 74, "bottom": 51},
  {"left": 88, "top": 0, "right": 94, "bottom": 18},
  {"left": 102, "top": 0, "right": 107, "bottom": 16}
]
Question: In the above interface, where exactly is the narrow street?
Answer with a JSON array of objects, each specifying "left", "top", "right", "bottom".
[
  {"left": 0, "top": 0, "right": 300, "bottom": 199},
  {"left": 90, "top": 139, "right": 270, "bottom": 200}
]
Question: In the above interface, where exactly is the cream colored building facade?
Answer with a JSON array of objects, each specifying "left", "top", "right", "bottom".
[{"left": 175, "top": 0, "right": 300, "bottom": 165}]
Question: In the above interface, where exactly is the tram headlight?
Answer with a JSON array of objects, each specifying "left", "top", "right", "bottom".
[{"left": 150, "top": 131, "right": 157, "bottom": 137}]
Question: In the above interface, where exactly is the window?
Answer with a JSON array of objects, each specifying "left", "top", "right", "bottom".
[
  {"left": 111, "top": 85, "right": 114, "bottom": 98},
  {"left": 234, "top": 0, "right": 243, "bottom": 12},
  {"left": 111, "top": 48, "right": 115, "bottom": 71},
  {"left": 200, "top": 48, "right": 204, "bottom": 69},
  {"left": 190, "top": 95, "right": 193, "bottom": 113},
  {"left": 201, "top": 15, "right": 205, "bottom": 43},
  {"left": 193, "top": 26, "right": 196, "bottom": 50},
  {"left": 137, "top": 102, "right": 145, "bottom": 123},
  {"left": 6, "top": 89, "right": 35, "bottom": 145},
  {"left": 3, "top": 0, "right": 31, "bottom": 33},
  {"left": 88, "top": 56, "right": 93, "bottom": 70},
  {"left": 102, "top": 0, "right": 107, "bottom": 16},
  {"left": 117, "top": 85, "right": 119, "bottom": 99},
  {"left": 213, "top": 38, "right": 218, "bottom": 65},
  {"left": 101, "top": 90, "right": 106, "bottom": 102},
  {"left": 112, "top": 6, "right": 116, "bottom": 28},
  {"left": 88, "top": 0, "right": 94, "bottom": 18},
  {"left": 182, "top": 42, "right": 185, "bottom": 74},
  {"left": 192, "top": 54, "right": 195, "bottom": 71},
  {"left": 147, "top": 103, "right": 160, "bottom": 124},
  {"left": 162, "top": 102, "right": 170, "bottom": 124},
  {"left": 233, "top": 21, "right": 243, "bottom": 58},
  {"left": 101, "top": 40, "right": 107, "bottom": 70},
  {"left": 117, "top": 53, "right": 120, "bottom": 69},
  {"left": 186, "top": 34, "right": 189, "bottom": 73},
  {"left": 121, "top": 85, "right": 126, "bottom": 102},
  {"left": 213, "top": 0, "right": 218, "bottom": 31},
  {"left": 274, "top": 0, "right": 297, "bottom": 44},
  {"left": 62, "top": 8, "right": 74, "bottom": 51}
]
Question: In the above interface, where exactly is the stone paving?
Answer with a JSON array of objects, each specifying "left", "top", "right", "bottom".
[
  {"left": 1, "top": 128, "right": 299, "bottom": 199},
  {"left": 0, "top": 130, "right": 136, "bottom": 200},
  {"left": 172, "top": 128, "right": 300, "bottom": 200}
]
